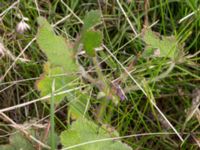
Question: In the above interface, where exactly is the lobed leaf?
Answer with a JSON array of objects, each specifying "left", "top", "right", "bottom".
[
  {"left": 36, "top": 17, "right": 78, "bottom": 104},
  {"left": 82, "top": 30, "right": 103, "bottom": 57},
  {"left": 37, "top": 16, "right": 78, "bottom": 72},
  {"left": 79, "top": 10, "right": 103, "bottom": 57},
  {"left": 142, "top": 29, "right": 178, "bottom": 59},
  {"left": 83, "top": 10, "right": 101, "bottom": 31},
  {"left": 60, "top": 118, "right": 132, "bottom": 150},
  {"left": 7, "top": 132, "right": 35, "bottom": 150},
  {"left": 36, "top": 63, "right": 75, "bottom": 104},
  {"left": 0, "top": 125, "right": 59, "bottom": 150}
]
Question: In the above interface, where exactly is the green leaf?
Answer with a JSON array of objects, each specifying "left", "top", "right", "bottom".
[
  {"left": 9, "top": 132, "right": 35, "bottom": 150},
  {"left": 68, "top": 93, "right": 90, "bottom": 119},
  {"left": 0, "top": 145, "right": 14, "bottom": 150},
  {"left": 60, "top": 118, "right": 132, "bottom": 150},
  {"left": 76, "top": 10, "right": 103, "bottom": 57},
  {"left": 36, "top": 63, "right": 75, "bottom": 104},
  {"left": 82, "top": 30, "right": 103, "bottom": 57},
  {"left": 142, "top": 46, "right": 155, "bottom": 58},
  {"left": 0, "top": 131, "right": 35, "bottom": 150},
  {"left": 142, "top": 29, "right": 178, "bottom": 59},
  {"left": 83, "top": 10, "right": 101, "bottom": 31},
  {"left": 99, "top": 51, "right": 117, "bottom": 69},
  {"left": 37, "top": 16, "right": 77, "bottom": 72},
  {"left": 36, "top": 17, "right": 79, "bottom": 105},
  {"left": 0, "top": 122, "right": 60, "bottom": 150}
]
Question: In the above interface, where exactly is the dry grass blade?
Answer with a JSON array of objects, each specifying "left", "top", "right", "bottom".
[
  {"left": 62, "top": 132, "right": 183, "bottom": 150},
  {"left": 179, "top": 8, "right": 200, "bottom": 23},
  {"left": 0, "top": 38, "right": 36, "bottom": 83},
  {"left": 0, "top": 85, "right": 86, "bottom": 113},
  {"left": 0, "top": 0, "right": 20, "bottom": 18},
  {"left": 185, "top": 89, "right": 200, "bottom": 125},
  {"left": 0, "top": 112, "right": 50, "bottom": 149},
  {"left": 116, "top": 0, "right": 138, "bottom": 36},
  {"left": 103, "top": 44, "right": 184, "bottom": 142}
]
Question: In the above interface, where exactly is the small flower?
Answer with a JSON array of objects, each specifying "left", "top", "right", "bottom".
[{"left": 16, "top": 20, "right": 30, "bottom": 34}]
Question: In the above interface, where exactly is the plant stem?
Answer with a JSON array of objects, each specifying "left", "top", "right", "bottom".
[
  {"left": 93, "top": 57, "right": 111, "bottom": 121},
  {"left": 50, "top": 79, "right": 56, "bottom": 150}
]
